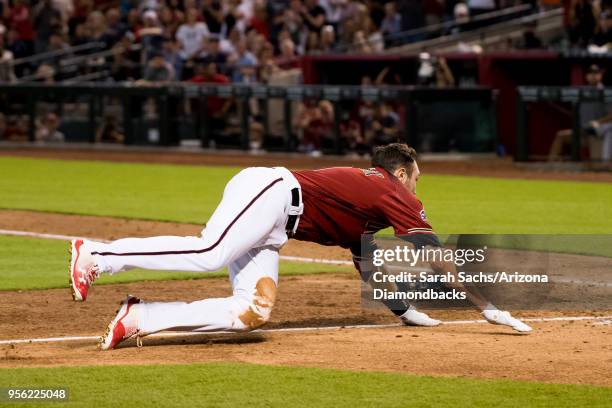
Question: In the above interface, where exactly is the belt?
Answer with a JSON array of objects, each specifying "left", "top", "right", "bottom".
[{"left": 286, "top": 187, "right": 302, "bottom": 236}]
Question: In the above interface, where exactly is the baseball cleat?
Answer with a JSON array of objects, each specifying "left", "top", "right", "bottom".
[
  {"left": 400, "top": 308, "right": 441, "bottom": 327},
  {"left": 100, "top": 295, "right": 144, "bottom": 350},
  {"left": 69, "top": 239, "right": 101, "bottom": 301},
  {"left": 482, "top": 309, "right": 532, "bottom": 333}
]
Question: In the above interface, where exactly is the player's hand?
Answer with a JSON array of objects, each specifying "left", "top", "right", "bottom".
[
  {"left": 482, "top": 309, "right": 532, "bottom": 333},
  {"left": 400, "top": 308, "right": 441, "bottom": 327}
]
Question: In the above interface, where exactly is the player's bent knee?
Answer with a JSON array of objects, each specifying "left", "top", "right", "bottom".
[{"left": 236, "top": 277, "right": 277, "bottom": 331}]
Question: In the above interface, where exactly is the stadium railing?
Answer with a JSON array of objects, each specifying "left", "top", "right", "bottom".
[
  {"left": 1, "top": 42, "right": 107, "bottom": 79},
  {"left": 0, "top": 83, "right": 496, "bottom": 154}
]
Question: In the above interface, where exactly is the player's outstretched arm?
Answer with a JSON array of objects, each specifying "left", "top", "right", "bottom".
[{"left": 427, "top": 252, "right": 532, "bottom": 333}]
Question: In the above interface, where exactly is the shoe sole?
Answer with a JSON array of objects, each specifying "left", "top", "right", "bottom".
[{"left": 68, "top": 240, "right": 84, "bottom": 302}]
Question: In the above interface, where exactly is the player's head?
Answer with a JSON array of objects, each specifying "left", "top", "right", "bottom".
[{"left": 372, "top": 143, "right": 420, "bottom": 194}]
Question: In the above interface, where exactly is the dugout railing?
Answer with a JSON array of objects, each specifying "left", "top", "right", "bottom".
[
  {"left": 517, "top": 86, "right": 612, "bottom": 162},
  {"left": 0, "top": 83, "right": 497, "bottom": 155}
]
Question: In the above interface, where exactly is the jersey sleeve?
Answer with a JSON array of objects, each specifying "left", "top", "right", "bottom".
[
  {"left": 378, "top": 190, "right": 434, "bottom": 235},
  {"left": 378, "top": 190, "right": 441, "bottom": 248}
]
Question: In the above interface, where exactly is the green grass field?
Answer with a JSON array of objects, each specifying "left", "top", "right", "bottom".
[
  {"left": 0, "top": 234, "right": 351, "bottom": 291},
  {"left": 1, "top": 157, "right": 611, "bottom": 233},
  {"left": 1, "top": 363, "right": 610, "bottom": 408},
  {"left": 0, "top": 156, "right": 609, "bottom": 406}
]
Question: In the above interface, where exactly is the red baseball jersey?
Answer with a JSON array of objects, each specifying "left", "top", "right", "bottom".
[{"left": 291, "top": 167, "right": 434, "bottom": 249}]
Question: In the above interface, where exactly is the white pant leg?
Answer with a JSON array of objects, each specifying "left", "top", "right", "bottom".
[
  {"left": 88, "top": 167, "right": 291, "bottom": 273},
  {"left": 139, "top": 246, "right": 279, "bottom": 333}
]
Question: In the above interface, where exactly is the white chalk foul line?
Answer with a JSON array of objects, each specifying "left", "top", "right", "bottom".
[
  {"left": 0, "top": 229, "right": 105, "bottom": 242},
  {"left": 1, "top": 315, "right": 611, "bottom": 346},
  {"left": 0, "top": 229, "right": 353, "bottom": 266},
  {"left": 5, "top": 228, "right": 611, "bottom": 286}
]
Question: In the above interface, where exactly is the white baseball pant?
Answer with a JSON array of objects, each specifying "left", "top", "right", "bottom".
[{"left": 87, "top": 166, "right": 301, "bottom": 333}]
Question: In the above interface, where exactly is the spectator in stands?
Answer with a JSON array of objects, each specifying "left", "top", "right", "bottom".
[
  {"left": 143, "top": 51, "right": 175, "bottom": 82},
  {"left": 365, "top": 102, "right": 400, "bottom": 146},
  {"left": 450, "top": 2, "right": 471, "bottom": 34},
  {"left": 417, "top": 53, "right": 456, "bottom": 86},
  {"left": 229, "top": 37, "right": 258, "bottom": 82},
  {"left": 250, "top": 1, "right": 270, "bottom": 39},
  {"left": 201, "top": 35, "right": 229, "bottom": 70},
  {"left": 35, "top": 63, "right": 56, "bottom": 82},
  {"left": 126, "top": 8, "right": 142, "bottom": 37},
  {"left": 276, "top": 1, "right": 307, "bottom": 52},
  {"left": 364, "top": 16, "right": 383, "bottom": 52},
  {"left": 294, "top": 99, "right": 334, "bottom": 154},
  {"left": 102, "top": 8, "right": 127, "bottom": 48},
  {"left": 110, "top": 37, "right": 139, "bottom": 81},
  {"left": 176, "top": 7, "right": 209, "bottom": 80},
  {"left": 36, "top": 112, "right": 65, "bottom": 142},
  {"left": 319, "top": 0, "right": 345, "bottom": 32},
  {"left": 54, "top": 0, "right": 74, "bottom": 28},
  {"left": 203, "top": 0, "right": 224, "bottom": 35},
  {"left": 0, "top": 34, "right": 16, "bottom": 82},
  {"left": 351, "top": 30, "right": 372, "bottom": 52},
  {"left": 47, "top": 31, "right": 70, "bottom": 54},
  {"left": 380, "top": 2, "right": 402, "bottom": 47},
  {"left": 140, "top": 10, "right": 165, "bottom": 63},
  {"left": 302, "top": 0, "right": 327, "bottom": 33},
  {"left": 222, "top": 0, "right": 242, "bottom": 37},
  {"left": 592, "top": 5, "right": 612, "bottom": 48},
  {"left": 162, "top": 37, "right": 182, "bottom": 77},
  {"left": 158, "top": 7, "right": 183, "bottom": 39},
  {"left": 86, "top": 10, "right": 108, "bottom": 44},
  {"left": 33, "top": 0, "right": 63, "bottom": 53},
  {"left": 69, "top": 0, "right": 94, "bottom": 36},
  {"left": 278, "top": 38, "right": 297, "bottom": 60},
  {"left": 8, "top": 0, "right": 35, "bottom": 57},
  {"left": 319, "top": 25, "right": 337, "bottom": 51},
  {"left": 189, "top": 62, "right": 232, "bottom": 139},
  {"left": 72, "top": 23, "right": 93, "bottom": 47},
  {"left": 549, "top": 64, "right": 611, "bottom": 161},
  {"left": 569, "top": 0, "right": 598, "bottom": 47}
]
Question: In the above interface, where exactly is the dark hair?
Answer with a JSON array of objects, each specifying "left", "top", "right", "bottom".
[{"left": 371, "top": 143, "right": 417, "bottom": 174}]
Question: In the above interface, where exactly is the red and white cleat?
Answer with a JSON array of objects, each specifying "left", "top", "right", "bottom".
[
  {"left": 69, "top": 239, "right": 101, "bottom": 302},
  {"left": 100, "top": 295, "right": 144, "bottom": 350}
]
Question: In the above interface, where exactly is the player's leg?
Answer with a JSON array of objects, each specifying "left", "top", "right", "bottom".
[
  {"left": 99, "top": 246, "right": 279, "bottom": 349},
  {"left": 70, "top": 167, "right": 290, "bottom": 300},
  {"left": 548, "top": 129, "right": 571, "bottom": 161}
]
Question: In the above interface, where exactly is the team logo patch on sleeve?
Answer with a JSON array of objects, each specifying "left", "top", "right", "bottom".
[
  {"left": 361, "top": 168, "right": 384, "bottom": 178},
  {"left": 420, "top": 209, "right": 427, "bottom": 221}
]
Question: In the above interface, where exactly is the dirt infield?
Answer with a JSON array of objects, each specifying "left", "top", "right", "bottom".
[
  {"left": 0, "top": 209, "right": 611, "bottom": 386},
  {"left": 2, "top": 145, "right": 612, "bottom": 182},
  {"left": 1, "top": 278, "right": 611, "bottom": 386}
]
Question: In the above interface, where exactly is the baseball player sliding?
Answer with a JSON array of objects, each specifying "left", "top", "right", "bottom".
[{"left": 69, "top": 143, "right": 531, "bottom": 350}]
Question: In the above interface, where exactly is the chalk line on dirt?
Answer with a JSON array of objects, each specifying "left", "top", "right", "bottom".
[{"left": 1, "top": 315, "right": 611, "bottom": 346}]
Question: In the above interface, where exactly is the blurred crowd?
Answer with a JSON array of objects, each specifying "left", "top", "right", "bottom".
[{"left": 0, "top": 0, "right": 548, "bottom": 82}]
